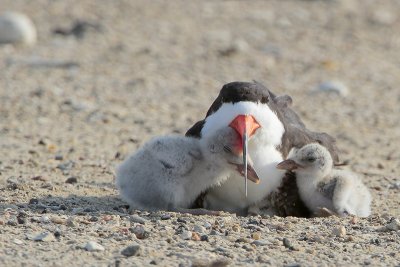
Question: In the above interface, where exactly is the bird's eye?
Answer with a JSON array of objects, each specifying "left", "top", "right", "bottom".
[
  {"left": 223, "top": 145, "right": 233, "bottom": 154},
  {"left": 307, "top": 157, "right": 316, "bottom": 162}
]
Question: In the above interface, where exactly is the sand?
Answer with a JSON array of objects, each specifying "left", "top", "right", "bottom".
[{"left": 0, "top": 0, "right": 399, "bottom": 266}]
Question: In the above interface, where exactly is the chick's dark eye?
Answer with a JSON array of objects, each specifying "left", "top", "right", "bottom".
[
  {"left": 223, "top": 145, "right": 233, "bottom": 154},
  {"left": 307, "top": 157, "right": 316, "bottom": 162}
]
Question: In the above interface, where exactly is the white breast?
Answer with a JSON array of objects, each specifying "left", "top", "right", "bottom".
[
  {"left": 201, "top": 101, "right": 286, "bottom": 213},
  {"left": 204, "top": 145, "right": 285, "bottom": 212}
]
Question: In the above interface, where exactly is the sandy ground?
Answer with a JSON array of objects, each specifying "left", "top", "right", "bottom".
[{"left": 0, "top": 0, "right": 399, "bottom": 266}]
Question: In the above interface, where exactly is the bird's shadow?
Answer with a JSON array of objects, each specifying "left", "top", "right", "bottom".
[{"left": 14, "top": 195, "right": 131, "bottom": 216}]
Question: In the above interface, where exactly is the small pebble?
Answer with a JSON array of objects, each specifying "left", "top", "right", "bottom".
[
  {"left": 193, "top": 225, "right": 206, "bottom": 234},
  {"left": 161, "top": 214, "right": 171, "bottom": 220},
  {"left": 200, "top": 235, "right": 209, "bottom": 242},
  {"left": 191, "top": 232, "right": 201, "bottom": 241},
  {"left": 180, "top": 230, "right": 192, "bottom": 240},
  {"left": 55, "top": 154, "right": 63, "bottom": 161},
  {"left": 389, "top": 181, "right": 400, "bottom": 190},
  {"left": 31, "top": 176, "right": 46, "bottom": 181},
  {"left": 121, "top": 244, "right": 141, "bottom": 257},
  {"left": 40, "top": 215, "right": 51, "bottom": 224},
  {"left": 54, "top": 229, "right": 62, "bottom": 238},
  {"left": 242, "top": 244, "right": 254, "bottom": 252},
  {"left": 210, "top": 230, "right": 218, "bottom": 235},
  {"left": 51, "top": 216, "right": 66, "bottom": 225},
  {"left": 386, "top": 218, "right": 400, "bottom": 231},
  {"left": 177, "top": 217, "right": 187, "bottom": 224},
  {"left": 13, "top": 238, "right": 23, "bottom": 245},
  {"left": 7, "top": 219, "right": 17, "bottom": 226},
  {"left": 89, "top": 216, "right": 99, "bottom": 222},
  {"left": 218, "top": 39, "right": 249, "bottom": 56},
  {"left": 85, "top": 241, "right": 105, "bottom": 251},
  {"left": 17, "top": 216, "right": 27, "bottom": 224},
  {"left": 283, "top": 238, "right": 294, "bottom": 249},
  {"left": 203, "top": 222, "right": 212, "bottom": 229},
  {"left": 72, "top": 208, "right": 85, "bottom": 215},
  {"left": 252, "top": 232, "right": 261, "bottom": 240},
  {"left": 236, "top": 237, "right": 250, "bottom": 243},
  {"left": 333, "top": 226, "right": 347, "bottom": 237},
  {"left": 65, "top": 177, "right": 78, "bottom": 184},
  {"left": 371, "top": 9, "right": 396, "bottom": 25},
  {"left": 57, "top": 161, "right": 75, "bottom": 171},
  {"left": 306, "top": 248, "right": 316, "bottom": 254},
  {"left": 0, "top": 12, "right": 37, "bottom": 45},
  {"left": 350, "top": 217, "right": 358, "bottom": 224},
  {"left": 130, "top": 225, "right": 149, "bottom": 239},
  {"left": 130, "top": 215, "right": 146, "bottom": 224},
  {"left": 232, "top": 224, "right": 240, "bottom": 232},
  {"left": 33, "top": 232, "right": 55, "bottom": 242},
  {"left": 66, "top": 217, "right": 77, "bottom": 227},
  {"left": 29, "top": 198, "right": 39, "bottom": 205},
  {"left": 315, "top": 81, "right": 349, "bottom": 96},
  {"left": 252, "top": 240, "right": 270, "bottom": 246}
]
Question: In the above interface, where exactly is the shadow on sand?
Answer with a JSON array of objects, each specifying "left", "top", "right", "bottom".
[{"left": 6, "top": 195, "right": 131, "bottom": 216}]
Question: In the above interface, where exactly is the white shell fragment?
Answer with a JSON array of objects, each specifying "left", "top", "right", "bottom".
[
  {"left": 315, "top": 81, "right": 349, "bottom": 96},
  {"left": 0, "top": 12, "right": 37, "bottom": 45}
]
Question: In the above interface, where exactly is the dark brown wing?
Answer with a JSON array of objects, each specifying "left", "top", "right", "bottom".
[{"left": 267, "top": 172, "right": 311, "bottom": 218}]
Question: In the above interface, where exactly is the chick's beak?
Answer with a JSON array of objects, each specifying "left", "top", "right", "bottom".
[
  {"left": 276, "top": 159, "right": 302, "bottom": 171},
  {"left": 234, "top": 163, "right": 260, "bottom": 184}
]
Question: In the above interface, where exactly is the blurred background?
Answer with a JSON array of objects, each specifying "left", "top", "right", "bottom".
[{"left": 0, "top": 0, "right": 399, "bottom": 214}]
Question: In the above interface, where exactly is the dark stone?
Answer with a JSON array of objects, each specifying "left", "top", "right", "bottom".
[
  {"left": 161, "top": 214, "right": 171, "bottom": 220},
  {"left": 65, "top": 177, "right": 78, "bottom": 184},
  {"left": 200, "top": 235, "right": 209, "bottom": 242},
  {"left": 177, "top": 217, "right": 187, "bottom": 224},
  {"left": 121, "top": 244, "right": 141, "bottom": 257},
  {"left": 54, "top": 230, "right": 62, "bottom": 238},
  {"left": 7, "top": 220, "right": 17, "bottom": 226},
  {"left": 53, "top": 20, "right": 102, "bottom": 39},
  {"left": 283, "top": 238, "right": 294, "bottom": 250},
  {"left": 17, "top": 216, "right": 27, "bottom": 224},
  {"left": 28, "top": 198, "right": 39, "bottom": 205}
]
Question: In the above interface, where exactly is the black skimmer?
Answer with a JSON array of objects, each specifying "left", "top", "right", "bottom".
[
  {"left": 277, "top": 143, "right": 371, "bottom": 217},
  {"left": 186, "top": 81, "right": 339, "bottom": 215},
  {"left": 115, "top": 127, "right": 259, "bottom": 215}
]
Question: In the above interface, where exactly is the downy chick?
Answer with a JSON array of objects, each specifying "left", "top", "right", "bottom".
[
  {"left": 277, "top": 143, "right": 371, "bottom": 217},
  {"left": 116, "top": 127, "right": 259, "bottom": 213}
]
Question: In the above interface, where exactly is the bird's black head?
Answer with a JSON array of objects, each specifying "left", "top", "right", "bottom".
[{"left": 206, "top": 81, "right": 272, "bottom": 117}]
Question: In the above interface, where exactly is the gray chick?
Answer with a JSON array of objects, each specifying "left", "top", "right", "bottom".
[
  {"left": 116, "top": 127, "right": 260, "bottom": 214},
  {"left": 277, "top": 143, "right": 371, "bottom": 217}
]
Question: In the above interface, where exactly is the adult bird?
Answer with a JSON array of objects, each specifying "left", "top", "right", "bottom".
[{"left": 186, "top": 81, "right": 339, "bottom": 215}]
